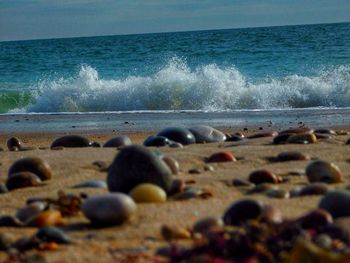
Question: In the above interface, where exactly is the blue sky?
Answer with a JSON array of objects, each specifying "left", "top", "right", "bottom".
[{"left": 0, "top": 0, "right": 350, "bottom": 41}]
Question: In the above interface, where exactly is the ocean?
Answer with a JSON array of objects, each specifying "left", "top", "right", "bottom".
[{"left": 0, "top": 22, "right": 350, "bottom": 132}]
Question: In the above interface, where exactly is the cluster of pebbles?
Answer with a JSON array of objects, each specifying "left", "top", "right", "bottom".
[{"left": 1, "top": 125, "right": 350, "bottom": 262}]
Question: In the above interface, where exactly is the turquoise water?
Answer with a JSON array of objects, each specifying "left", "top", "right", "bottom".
[{"left": 0, "top": 22, "right": 349, "bottom": 113}]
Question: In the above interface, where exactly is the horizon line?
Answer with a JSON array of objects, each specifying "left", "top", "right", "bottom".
[{"left": 1, "top": 20, "right": 349, "bottom": 43}]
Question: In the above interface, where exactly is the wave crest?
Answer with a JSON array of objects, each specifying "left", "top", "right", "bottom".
[{"left": 18, "top": 58, "right": 350, "bottom": 112}]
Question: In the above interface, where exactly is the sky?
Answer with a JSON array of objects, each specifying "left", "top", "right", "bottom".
[{"left": 0, "top": 0, "right": 350, "bottom": 41}]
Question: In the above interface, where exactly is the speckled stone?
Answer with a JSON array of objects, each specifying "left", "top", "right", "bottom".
[
  {"left": 51, "top": 135, "right": 91, "bottom": 148},
  {"left": 8, "top": 157, "right": 52, "bottom": 181},
  {"left": 6, "top": 172, "right": 42, "bottom": 190},
  {"left": 82, "top": 193, "right": 137, "bottom": 225},
  {"left": 107, "top": 145, "right": 172, "bottom": 193},
  {"left": 319, "top": 190, "right": 350, "bottom": 218},
  {"left": 157, "top": 127, "right": 195, "bottom": 145},
  {"left": 189, "top": 125, "right": 226, "bottom": 143},
  {"left": 103, "top": 136, "right": 132, "bottom": 148},
  {"left": 306, "top": 160, "right": 342, "bottom": 184},
  {"left": 223, "top": 199, "right": 265, "bottom": 226}
]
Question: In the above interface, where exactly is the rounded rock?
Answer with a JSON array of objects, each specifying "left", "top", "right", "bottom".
[
  {"left": 143, "top": 136, "right": 171, "bottom": 147},
  {"left": 276, "top": 151, "right": 310, "bottom": 162},
  {"left": 265, "top": 188, "right": 289, "bottom": 199},
  {"left": 319, "top": 190, "right": 350, "bottom": 218},
  {"left": 27, "top": 210, "right": 64, "bottom": 227},
  {"left": 103, "top": 136, "right": 132, "bottom": 148},
  {"left": 189, "top": 125, "right": 226, "bottom": 143},
  {"left": 249, "top": 170, "right": 279, "bottom": 185},
  {"left": 6, "top": 172, "right": 42, "bottom": 191},
  {"left": 273, "top": 133, "right": 295, "bottom": 144},
  {"left": 129, "top": 183, "right": 167, "bottom": 203},
  {"left": 279, "top": 127, "right": 314, "bottom": 135},
  {"left": 157, "top": 127, "right": 195, "bottom": 145},
  {"left": 8, "top": 157, "right": 52, "bottom": 181},
  {"left": 287, "top": 133, "right": 317, "bottom": 144},
  {"left": 36, "top": 226, "right": 71, "bottom": 244},
  {"left": 232, "top": 178, "right": 253, "bottom": 187},
  {"left": 16, "top": 202, "right": 46, "bottom": 223},
  {"left": 7, "top": 137, "right": 22, "bottom": 151},
  {"left": 261, "top": 205, "right": 283, "bottom": 224},
  {"left": 51, "top": 135, "right": 91, "bottom": 148},
  {"left": 296, "top": 209, "right": 333, "bottom": 229},
  {"left": 223, "top": 199, "right": 265, "bottom": 226},
  {"left": 314, "top": 128, "right": 336, "bottom": 135},
  {"left": 107, "top": 145, "right": 172, "bottom": 193},
  {"left": 207, "top": 152, "right": 236, "bottom": 163},
  {"left": 306, "top": 160, "right": 342, "bottom": 184},
  {"left": 82, "top": 193, "right": 137, "bottom": 225},
  {"left": 299, "top": 183, "right": 329, "bottom": 196},
  {"left": 247, "top": 131, "right": 277, "bottom": 139}
]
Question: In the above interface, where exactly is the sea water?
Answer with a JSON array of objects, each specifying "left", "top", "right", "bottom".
[{"left": 0, "top": 23, "right": 349, "bottom": 131}]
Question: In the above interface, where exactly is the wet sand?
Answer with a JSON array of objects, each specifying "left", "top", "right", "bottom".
[{"left": 1, "top": 127, "right": 350, "bottom": 262}]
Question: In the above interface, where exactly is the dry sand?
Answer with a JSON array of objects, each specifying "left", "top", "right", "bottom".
[{"left": 1, "top": 128, "right": 350, "bottom": 262}]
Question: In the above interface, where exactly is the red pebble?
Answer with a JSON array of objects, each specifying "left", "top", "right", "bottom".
[{"left": 207, "top": 152, "right": 236, "bottom": 163}]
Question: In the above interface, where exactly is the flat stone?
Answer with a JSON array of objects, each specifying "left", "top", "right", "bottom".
[
  {"left": 6, "top": 172, "right": 42, "bottom": 191},
  {"left": 103, "top": 136, "right": 132, "bottom": 148},
  {"left": 9, "top": 157, "right": 52, "bottom": 181},
  {"left": 51, "top": 135, "right": 91, "bottom": 148},
  {"left": 144, "top": 136, "right": 171, "bottom": 147}
]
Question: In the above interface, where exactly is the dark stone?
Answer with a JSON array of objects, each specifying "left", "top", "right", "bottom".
[
  {"left": 103, "top": 136, "right": 132, "bottom": 148},
  {"left": 6, "top": 172, "right": 42, "bottom": 190},
  {"left": 273, "top": 133, "right": 294, "bottom": 144},
  {"left": 72, "top": 180, "right": 107, "bottom": 189},
  {"left": 296, "top": 209, "right": 333, "bottom": 229},
  {"left": 319, "top": 190, "right": 350, "bottom": 218},
  {"left": 8, "top": 157, "right": 52, "bottom": 181},
  {"left": 143, "top": 136, "right": 171, "bottom": 147},
  {"left": 276, "top": 151, "right": 310, "bottom": 162},
  {"left": 223, "top": 199, "right": 264, "bottom": 226},
  {"left": 157, "top": 127, "right": 195, "bottom": 145},
  {"left": 36, "top": 227, "right": 71, "bottom": 244},
  {"left": 248, "top": 170, "right": 279, "bottom": 185},
  {"left": 225, "top": 135, "right": 245, "bottom": 142},
  {"left": 51, "top": 135, "right": 91, "bottom": 148},
  {"left": 189, "top": 125, "right": 226, "bottom": 143},
  {"left": 247, "top": 131, "right": 277, "bottom": 139},
  {"left": 299, "top": 183, "right": 329, "bottom": 196},
  {"left": 7, "top": 137, "right": 22, "bottom": 151},
  {"left": 107, "top": 145, "right": 172, "bottom": 193}
]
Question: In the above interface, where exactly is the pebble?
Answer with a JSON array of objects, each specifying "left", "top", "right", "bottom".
[
  {"left": 272, "top": 133, "right": 295, "bottom": 144},
  {"left": 82, "top": 193, "right": 137, "bottom": 225},
  {"left": 103, "top": 136, "right": 132, "bottom": 148},
  {"left": 6, "top": 172, "right": 42, "bottom": 190},
  {"left": 314, "top": 133, "right": 333, "bottom": 140},
  {"left": 188, "top": 168, "right": 201, "bottom": 174},
  {"left": 265, "top": 188, "right": 289, "bottom": 199},
  {"left": 279, "top": 127, "right": 314, "bottom": 135},
  {"left": 298, "top": 183, "right": 329, "bottom": 196},
  {"left": 168, "top": 142, "right": 183, "bottom": 148},
  {"left": 7, "top": 137, "right": 22, "bottom": 151},
  {"left": 157, "top": 127, "right": 195, "bottom": 145},
  {"left": 8, "top": 157, "right": 52, "bottom": 181},
  {"left": 296, "top": 209, "right": 333, "bottom": 229},
  {"left": 16, "top": 202, "right": 46, "bottom": 223},
  {"left": 276, "top": 151, "right": 310, "bottom": 162},
  {"left": 189, "top": 125, "right": 226, "bottom": 143},
  {"left": 171, "top": 190, "right": 201, "bottom": 200},
  {"left": 36, "top": 227, "right": 71, "bottom": 244},
  {"left": 261, "top": 205, "right": 283, "bottom": 224},
  {"left": 319, "top": 190, "right": 350, "bottom": 218},
  {"left": 203, "top": 164, "right": 214, "bottom": 171},
  {"left": 232, "top": 178, "right": 253, "bottom": 187},
  {"left": 287, "top": 133, "right": 317, "bottom": 144},
  {"left": 143, "top": 136, "right": 171, "bottom": 147},
  {"left": 129, "top": 183, "right": 167, "bottom": 203},
  {"left": 223, "top": 199, "right": 265, "bottom": 226},
  {"left": 50, "top": 135, "right": 92, "bottom": 148},
  {"left": 107, "top": 145, "right": 172, "bottom": 193},
  {"left": 207, "top": 151, "right": 236, "bottom": 163},
  {"left": 169, "top": 179, "right": 185, "bottom": 196},
  {"left": 26, "top": 210, "right": 64, "bottom": 227},
  {"left": 306, "top": 160, "right": 342, "bottom": 184},
  {"left": 225, "top": 135, "right": 245, "bottom": 142},
  {"left": 0, "top": 216, "right": 23, "bottom": 227},
  {"left": 72, "top": 180, "right": 107, "bottom": 189},
  {"left": 248, "top": 170, "right": 279, "bottom": 185},
  {"left": 162, "top": 156, "right": 180, "bottom": 175},
  {"left": 314, "top": 128, "right": 336, "bottom": 135},
  {"left": 161, "top": 225, "right": 191, "bottom": 240},
  {"left": 193, "top": 217, "right": 224, "bottom": 234},
  {"left": 247, "top": 131, "right": 277, "bottom": 139},
  {"left": 247, "top": 183, "right": 277, "bottom": 194}
]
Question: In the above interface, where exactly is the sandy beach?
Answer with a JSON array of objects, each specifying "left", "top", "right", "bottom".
[{"left": 1, "top": 124, "right": 350, "bottom": 262}]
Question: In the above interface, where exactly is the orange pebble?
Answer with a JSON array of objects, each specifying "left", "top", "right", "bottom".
[
  {"left": 207, "top": 152, "right": 236, "bottom": 163},
  {"left": 27, "top": 210, "right": 64, "bottom": 227}
]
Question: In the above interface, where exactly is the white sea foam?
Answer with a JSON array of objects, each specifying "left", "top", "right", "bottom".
[{"left": 16, "top": 58, "right": 350, "bottom": 112}]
